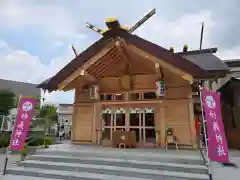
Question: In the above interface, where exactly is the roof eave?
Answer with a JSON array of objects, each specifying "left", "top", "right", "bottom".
[
  {"left": 176, "top": 48, "right": 218, "bottom": 55},
  {"left": 193, "top": 69, "right": 230, "bottom": 79}
]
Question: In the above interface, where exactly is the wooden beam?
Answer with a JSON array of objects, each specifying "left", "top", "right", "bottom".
[
  {"left": 116, "top": 39, "right": 133, "bottom": 90},
  {"left": 128, "top": 44, "right": 193, "bottom": 82},
  {"left": 115, "top": 40, "right": 129, "bottom": 64},
  {"left": 57, "top": 42, "right": 116, "bottom": 91},
  {"left": 58, "top": 71, "right": 96, "bottom": 91}
]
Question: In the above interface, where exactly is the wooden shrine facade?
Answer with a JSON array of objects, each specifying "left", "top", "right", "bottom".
[{"left": 37, "top": 18, "right": 229, "bottom": 148}]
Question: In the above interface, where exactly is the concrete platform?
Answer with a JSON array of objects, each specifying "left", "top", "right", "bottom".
[{"left": 1, "top": 144, "right": 240, "bottom": 180}]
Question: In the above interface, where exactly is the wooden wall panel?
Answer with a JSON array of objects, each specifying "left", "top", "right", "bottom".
[
  {"left": 165, "top": 103, "right": 189, "bottom": 123},
  {"left": 75, "top": 88, "right": 93, "bottom": 103},
  {"left": 172, "top": 126, "right": 192, "bottom": 145},
  {"left": 132, "top": 74, "right": 156, "bottom": 90},
  {"left": 73, "top": 104, "right": 93, "bottom": 143},
  {"left": 97, "top": 69, "right": 191, "bottom": 95},
  {"left": 164, "top": 102, "right": 192, "bottom": 145},
  {"left": 99, "top": 77, "right": 121, "bottom": 92},
  {"left": 165, "top": 86, "right": 191, "bottom": 99}
]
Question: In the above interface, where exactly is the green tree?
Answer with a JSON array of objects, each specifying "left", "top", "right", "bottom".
[
  {"left": 0, "top": 90, "right": 16, "bottom": 116},
  {"left": 35, "top": 104, "right": 57, "bottom": 133}
]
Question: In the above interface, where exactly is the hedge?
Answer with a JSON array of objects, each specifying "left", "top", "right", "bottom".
[
  {"left": 0, "top": 131, "right": 53, "bottom": 148},
  {"left": 0, "top": 133, "right": 10, "bottom": 148}
]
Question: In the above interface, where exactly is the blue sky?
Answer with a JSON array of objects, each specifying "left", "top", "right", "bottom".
[{"left": 0, "top": 0, "right": 239, "bottom": 104}]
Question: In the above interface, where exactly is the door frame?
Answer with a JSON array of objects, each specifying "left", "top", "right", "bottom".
[{"left": 101, "top": 107, "right": 155, "bottom": 145}]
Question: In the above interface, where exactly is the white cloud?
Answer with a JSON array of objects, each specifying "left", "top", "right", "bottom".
[
  {"left": 0, "top": 2, "right": 240, "bottom": 105},
  {"left": 136, "top": 10, "right": 216, "bottom": 51},
  {"left": 54, "top": 41, "right": 65, "bottom": 47},
  {"left": 0, "top": 39, "right": 74, "bottom": 104},
  {"left": 0, "top": 39, "right": 9, "bottom": 50},
  {"left": 0, "top": 1, "right": 86, "bottom": 39},
  {"left": 216, "top": 46, "right": 240, "bottom": 60}
]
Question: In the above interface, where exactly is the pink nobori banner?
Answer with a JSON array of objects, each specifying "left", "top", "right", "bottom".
[
  {"left": 9, "top": 97, "right": 37, "bottom": 151},
  {"left": 202, "top": 88, "right": 229, "bottom": 163}
]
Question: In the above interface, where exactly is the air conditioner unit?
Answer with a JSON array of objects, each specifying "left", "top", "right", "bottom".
[{"left": 89, "top": 85, "right": 99, "bottom": 100}]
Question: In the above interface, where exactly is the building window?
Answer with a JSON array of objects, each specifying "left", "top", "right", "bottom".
[
  {"left": 102, "top": 114, "right": 111, "bottom": 126},
  {"left": 100, "top": 95, "right": 105, "bottom": 100},
  {"left": 130, "top": 93, "right": 141, "bottom": 100},
  {"left": 102, "top": 128, "right": 111, "bottom": 140},
  {"left": 145, "top": 113, "right": 154, "bottom": 126},
  {"left": 115, "top": 114, "right": 125, "bottom": 126},
  {"left": 105, "top": 94, "right": 113, "bottom": 100},
  {"left": 99, "top": 94, "right": 114, "bottom": 101},
  {"left": 115, "top": 94, "right": 124, "bottom": 100},
  {"left": 130, "top": 113, "right": 140, "bottom": 126},
  {"left": 143, "top": 92, "right": 156, "bottom": 100}
]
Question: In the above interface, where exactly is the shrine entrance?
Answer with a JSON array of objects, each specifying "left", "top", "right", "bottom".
[{"left": 101, "top": 108, "right": 156, "bottom": 147}]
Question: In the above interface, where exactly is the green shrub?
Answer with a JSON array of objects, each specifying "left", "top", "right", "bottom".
[
  {"left": 0, "top": 133, "right": 10, "bottom": 148},
  {"left": 21, "top": 143, "right": 28, "bottom": 157},
  {"left": 27, "top": 136, "right": 53, "bottom": 147},
  {"left": 27, "top": 137, "right": 44, "bottom": 146},
  {"left": 44, "top": 136, "right": 53, "bottom": 145},
  {"left": 20, "top": 143, "right": 28, "bottom": 160},
  {"left": 44, "top": 144, "right": 49, "bottom": 148}
]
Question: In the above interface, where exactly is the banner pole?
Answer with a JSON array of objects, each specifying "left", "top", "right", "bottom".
[
  {"left": 2, "top": 94, "right": 22, "bottom": 175},
  {"left": 199, "top": 86, "right": 212, "bottom": 180}
]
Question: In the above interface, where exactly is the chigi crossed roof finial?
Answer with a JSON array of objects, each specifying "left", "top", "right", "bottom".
[{"left": 85, "top": 8, "right": 156, "bottom": 35}]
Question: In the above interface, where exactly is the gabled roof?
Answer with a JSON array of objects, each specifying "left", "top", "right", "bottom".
[
  {"left": 176, "top": 48, "right": 229, "bottom": 72},
  {"left": 37, "top": 29, "right": 229, "bottom": 91},
  {"left": 177, "top": 48, "right": 218, "bottom": 55},
  {"left": 181, "top": 53, "right": 229, "bottom": 71}
]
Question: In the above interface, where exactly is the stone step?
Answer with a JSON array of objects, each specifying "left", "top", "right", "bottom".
[
  {"left": 6, "top": 166, "right": 209, "bottom": 180},
  {"left": 5, "top": 145, "right": 208, "bottom": 180},
  {"left": 0, "top": 175, "right": 59, "bottom": 180},
  {"left": 27, "top": 155, "right": 208, "bottom": 174},
  {"left": 37, "top": 148, "right": 204, "bottom": 165}
]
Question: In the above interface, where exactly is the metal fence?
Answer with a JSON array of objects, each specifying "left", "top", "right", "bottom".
[
  {"left": 0, "top": 115, "right": 12, "bottom": 132},
  {"left": 0, "top": 115, "right": 56, "bottom": 133}
]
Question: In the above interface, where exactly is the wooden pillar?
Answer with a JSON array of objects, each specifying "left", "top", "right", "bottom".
[
  {"left": 189, "top": 99, "right": 197, "bottom": 149},
  {"left": 124, "top": 91, "right": 129, "bottom": 101},
  {"left": 92, "top": 103, "right": 102, "bottom": 144},
  {"left": 124, "top": 91, "right": 130, "bottom": 131},
  {"left": 125, "top": 110, "right": 130, "bottom": 131},
  {"left": 159, "top": 103, "right": 165, "bottom": 148},
  {"left": 71, "top": 104, "right": 77, "bottom": 142},
  {"left": 92, "top": 103, "right": 97, "bottom": 143},
  {"left": 74, "top": 88, "right": 80, "bottom": 103},
  {"left": 154, "top": 104, "right": 161, "bottom": 147}
]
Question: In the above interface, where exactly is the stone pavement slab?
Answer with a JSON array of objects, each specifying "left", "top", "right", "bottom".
[
  {"left": 211, "top": 156, "right": 240, "bottom": 180},
  {"left": 0, "top": 175, "right": 58, "bottom": 180},
  {"left": 0, "top": 154, "right": 20, "bottom": 173}
]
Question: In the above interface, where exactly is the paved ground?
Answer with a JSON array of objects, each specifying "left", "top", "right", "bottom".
[
  {"left": 0, "top": 154, "right": 21, "bottom": 177},
  {"left": 0, "top": 144, "right": 239, "bottom": 180},
  {"left": 211, "top": 153, "right": 240, "bottom": 180}
]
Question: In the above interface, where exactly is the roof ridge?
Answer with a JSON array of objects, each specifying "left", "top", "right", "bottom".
[{"left": 176, "top": 48, "right": 217, "bottom": 55}]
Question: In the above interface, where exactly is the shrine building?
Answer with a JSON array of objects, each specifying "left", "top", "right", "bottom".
[{"left": 37, "top": 17, "right": 229, "bottom": 149}]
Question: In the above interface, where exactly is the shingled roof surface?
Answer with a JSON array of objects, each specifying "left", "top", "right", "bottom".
[
  {"left": 182, "top": 53, "right": 229, "bottom": 71},
  {"left": 37, "top": 29, "right": 229, "bottom": 90}
]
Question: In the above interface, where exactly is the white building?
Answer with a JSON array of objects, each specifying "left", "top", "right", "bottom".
[{"left": 57, "top": 104, "right": 73, "bottom": 133}]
